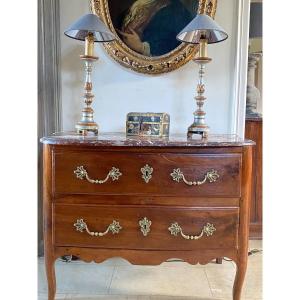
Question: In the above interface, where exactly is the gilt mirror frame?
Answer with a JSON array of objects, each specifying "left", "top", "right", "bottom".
[{"left": 91, "top": 0, "right": 218, "bottom": 75}]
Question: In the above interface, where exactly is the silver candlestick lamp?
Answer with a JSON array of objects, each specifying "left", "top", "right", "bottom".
[
  {"left": 177, "top": 14, "right": 228, "bottom": 139},
  {"left": 65, "top": 14, "right": 115, "bottom": 135}
]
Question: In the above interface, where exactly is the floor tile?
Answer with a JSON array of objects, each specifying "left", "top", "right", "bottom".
[
  {"left": 66, "top": 296, "right": 150, "bottom": 300},
  {"left": 205, "top": 257, "right": 262, "bottom": 300},
  {"left": 150, "top": 296, "right": 222, "bottom": 300},
  {"left": 247, "top": 252, "right": 263, "bottom": 269},
  {"left": 242, "top": 266, "right": 263, "bottom": 299},
  {"left": 249, "top": 240, "right": 263, "bottom": 250},
  {"left": 160, "top": 259, "right": 223, "bottom": 269},
  {"left": 47, "top": 257, "right": 117, "bottom": 267},
  {"left": 113, "top": 257, "right": 135, "bottom": 267},
  {"left": 204, "top": 260, "right": 235, "bottom": 270},
  {"left": 38, "top": 293, "right": 66, "bottom": 300},
  {"left": 38, "top": 239, "right": 263, "bottom": 299},
  {"left": 204, "top": 264, "right": 235, "bottom": 298},
  {"left": 38, "top": 261, "right": 114, "bottom": 294},
  {"left": 66, "top": 295, "right": 128, "bottom": 299},
  {"left": 109, "top": 265, "right": 212, "bottom": 298}
]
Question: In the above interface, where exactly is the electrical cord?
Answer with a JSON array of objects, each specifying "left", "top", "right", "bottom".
[
  {"left": 248, "top": 249, "right": 263, "bottom": 256},
  {"left": 60, "top": 255, "right": 73, "bottom": 263},
  {"left": 223, "top": 249, "right": 263, "bottom": 262},
  {"left": 60, "top": 255, "right": 80, "bottom": 263}
]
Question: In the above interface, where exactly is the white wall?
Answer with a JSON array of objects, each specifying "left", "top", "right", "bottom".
[{"left": 60, "top": 0, "right": 243, "bottom": 135}]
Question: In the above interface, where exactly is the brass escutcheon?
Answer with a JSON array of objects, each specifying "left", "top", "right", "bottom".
[
  {"left": 141, "top": 164, "right": 153, "bottom": 183},
  {"left": 139, "top": 217, "right": 152, "bottom": 236}
]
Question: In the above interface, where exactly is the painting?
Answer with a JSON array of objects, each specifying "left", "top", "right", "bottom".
[
  {"left": 91, "top": 0, "right": 218, "bottom": 74},
  {"left": 109, "top": 0, "right": 199, "bottom": 57}
]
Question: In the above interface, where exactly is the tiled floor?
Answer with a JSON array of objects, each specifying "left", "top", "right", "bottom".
[{"left": 38, "top": 241, "right": 262, "bottom": 300}]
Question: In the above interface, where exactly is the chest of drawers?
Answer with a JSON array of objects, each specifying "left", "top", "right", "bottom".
[{"left": 41, "top": 133, "right": 254, "bottom": 300}]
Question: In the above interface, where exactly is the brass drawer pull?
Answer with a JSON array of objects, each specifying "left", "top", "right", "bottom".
[
  {"left": 168, "top": 222, "right": 216, "bottom": 240},
  {"left": 170, "top": 168, "right": 219, "bottom": 186},
  {"left": 74, "top": 166, "right": 122, "bottom": 184},
  {"left": 74, "top": 219, "right": 122, "bottom": 236}
]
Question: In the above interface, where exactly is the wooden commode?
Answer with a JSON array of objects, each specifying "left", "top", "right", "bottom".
[{"left": 41, "top": 133, "right": 254, "bottom": 300}]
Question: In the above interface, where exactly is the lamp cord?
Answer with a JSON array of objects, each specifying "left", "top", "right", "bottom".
[
  {"left": 223, "top": 249, "right": 263, "bottom": 262},
  {"left": 60, "top": 255, "right": 73, "bottom": 263}
]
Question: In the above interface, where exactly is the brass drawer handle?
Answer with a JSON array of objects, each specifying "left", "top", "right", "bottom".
[
  {"left": 74, "top": 166, "right": 122, "bottom": 184},
  {"left": 170, "top": 168, "right": 219, "bottom": 186},
  {"left": 74, "top": 219, "right": 122, "bottom": 236},
  {"left": 168, "top": 222, "right": 216, "bottom": 240}
]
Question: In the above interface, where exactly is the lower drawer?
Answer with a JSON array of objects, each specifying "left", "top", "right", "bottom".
[{"left": 54, "top": 204, "right": 239, "bottom": 250}]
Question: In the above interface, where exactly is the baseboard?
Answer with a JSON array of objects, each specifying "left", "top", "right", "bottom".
[{"left": 250, "top": 223, "right": 262, "bottom": 240}]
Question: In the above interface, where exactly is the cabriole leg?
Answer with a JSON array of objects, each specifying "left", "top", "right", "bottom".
[
  {"left": 233, "top": 260, "right": 247, "bottom": 300},
  {"left": 45, "top": 253, "right": 56, "bottom": 300}
]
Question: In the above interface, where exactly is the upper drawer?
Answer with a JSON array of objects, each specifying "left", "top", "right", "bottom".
[{"left": 53, "top": 151, "right": 241, "bottom": 197}]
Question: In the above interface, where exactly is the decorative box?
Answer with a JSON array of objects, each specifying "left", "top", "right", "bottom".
[{"left": 126, "top": 113, "right": 170, "bottom": 138}]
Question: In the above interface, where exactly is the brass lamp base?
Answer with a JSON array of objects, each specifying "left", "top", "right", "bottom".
[
  {"left": 187, "top": 124, "right": 209, "bottom": 139},
  {"left": 75, "top": 122, "right": 98, "bottom": 135}
]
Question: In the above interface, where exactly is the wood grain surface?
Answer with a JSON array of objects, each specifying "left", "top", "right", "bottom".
[
  {"left": 42, "top": 134, "right": 253, "bottom": 300},
  {"left": 54, "top": 204, "right": 239, "bottom": 250},
  {"left": 245, "top": 118, "right": 262, "bottom": 239},
  {"left": 54, "top": 151, "right": 242, "bottom": 197}
]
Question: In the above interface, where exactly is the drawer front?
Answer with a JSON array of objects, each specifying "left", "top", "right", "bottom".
[
  {"left": 54, "top": 204, "right": 239, "bottom": 250},
  {"left": 54, "top": 151, "right": 241, "bottom": 197}
]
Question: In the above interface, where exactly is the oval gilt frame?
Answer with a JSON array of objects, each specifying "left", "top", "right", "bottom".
[{"left": 91, "top": 0, "right": 218, "bottom": 75}]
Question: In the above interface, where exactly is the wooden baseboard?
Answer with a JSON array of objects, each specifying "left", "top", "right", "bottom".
[{"left": 250, "top": 223, "right": 262, "bottom": 240}]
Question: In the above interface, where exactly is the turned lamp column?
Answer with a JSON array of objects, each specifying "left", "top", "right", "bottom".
[
  {"left": 76, "top": 33, "right": 99, "bottom": 135},
  {"left": 177, "top": 14, "right": 228, "bottom": 139},
  {"left": 64, "top": 13, "right": 116, "bottom": 135},
  {"left": 189, "top": 39, "right": 212, "bottom": 138}
]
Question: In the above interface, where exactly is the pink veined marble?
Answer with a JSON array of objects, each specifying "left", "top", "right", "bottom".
[{"left": 40, "top": 132, "right": 254, "bottom": 147}]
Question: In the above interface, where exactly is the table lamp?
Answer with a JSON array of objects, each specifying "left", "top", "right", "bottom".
[
  {"left": 177, "top": 14, "right": 228, "bottom": 138},
  {"left": 64, "top": 14, "right": 115, "bottom": 135}
]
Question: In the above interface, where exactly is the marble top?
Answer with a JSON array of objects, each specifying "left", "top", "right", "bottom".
[
  {"left": 40, "top": 132, "right": 254, "bottom": 147},
  {"left": 246, "top": 114, "right": 263, "bottom": 121}
]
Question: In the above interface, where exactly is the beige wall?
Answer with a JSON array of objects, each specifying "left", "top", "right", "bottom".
[{"left": 60, "top": 0, "right": 244, "bottom": 134}]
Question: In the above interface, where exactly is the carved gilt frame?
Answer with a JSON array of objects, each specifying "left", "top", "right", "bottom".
[{"left": 91, "top": 0, "right": 218, "bottom": 75}]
